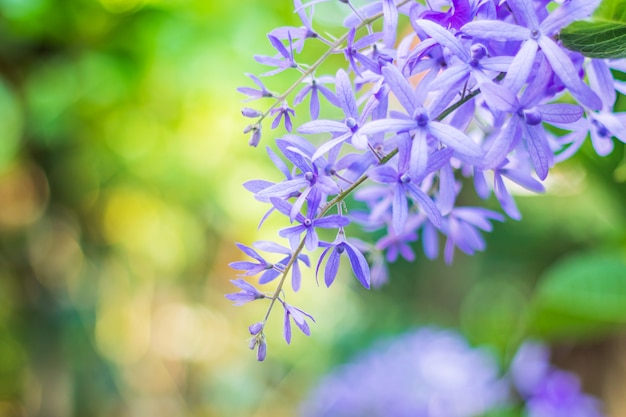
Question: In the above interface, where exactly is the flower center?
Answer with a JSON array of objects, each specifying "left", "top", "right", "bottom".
[
  {"left": 413, "top": 108, "right": 429, "bottom": 127},
  {"left": 523, "top": 108, "right": 542, "bottom": 126},
  {"left": 592, "top": 119, "right": 610, "bottom": 137},
  {"left": 400, "top": 173, "right": 411, "bottom": 184},
  {"left": 304, "top": 218, "right": 312, "bottom": 227},
  {"left": 345, "top": 117, "right": 358, "bottom": 130},
  {"left": 530, "top": 28, "right": 541, "bottom": 40}
]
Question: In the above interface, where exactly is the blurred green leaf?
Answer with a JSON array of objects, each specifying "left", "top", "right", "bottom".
[
  {"left": 461, "top": 281, "right": 528, "bottom": 354},
  {"left": 529, "top": 251, "right": 626, "bottom": 339},
  {"left": 0, "top": 79, "right": 22, "bottom": 172},
  {"left": 561, "top": 0, "right": 626, "bottom": 58}
]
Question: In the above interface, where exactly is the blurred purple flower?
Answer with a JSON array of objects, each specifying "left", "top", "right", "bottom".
[{"left": 300, "top": 328, "right": 507, "bottom": 417}]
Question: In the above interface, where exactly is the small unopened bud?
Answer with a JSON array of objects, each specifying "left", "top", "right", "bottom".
[
  {"left": 241, "top": 107, "right": 262, "bottom": 118},
  {"left": 249, "top": 322, "right": 264, "bottom": 335},
  {"left": 248, "top": 125, "right": 261, "bottom": 148},
  {"left": 246, "top": 124, "right": 262, "bottom": 147},
  {"left": 257, "top": 337, "right": 267, "bottom": 361}
]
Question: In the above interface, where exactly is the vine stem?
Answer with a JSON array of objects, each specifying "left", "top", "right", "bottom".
[
  {"left": 255, "top": 0, "right": 414, "bottom": 126},
  {"left": 260, "top": 80, "right": 488, "bottom": 328}
]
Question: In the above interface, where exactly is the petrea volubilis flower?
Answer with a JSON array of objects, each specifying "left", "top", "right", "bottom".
[{"left": 231, "top": 0, "right": 626, "bottom": 360}]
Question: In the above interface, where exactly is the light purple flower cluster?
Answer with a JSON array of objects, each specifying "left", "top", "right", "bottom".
[
  {"left": 301, "top": 328, "right": 505, "bottom": 417},
  {"left": 511, "top": 342, "right": 606, "bottom": 417},
  {"left": 230, "top": 0, "right": 626, "bottom": 360},
  {"left": 300, "top": 329, "right": 606, "bottom": 417}
]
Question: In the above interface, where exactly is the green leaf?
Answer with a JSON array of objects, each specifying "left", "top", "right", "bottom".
[
  {"left": 560, "top": 0, "right": 626, "bottom": 59},
  {"left": 528, "top": 251, "right": 626, "bottom": 339}
]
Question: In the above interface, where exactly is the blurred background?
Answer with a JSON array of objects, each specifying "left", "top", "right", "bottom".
[{"left": 0, "top": 1, "right": 625, "bottom": 416}]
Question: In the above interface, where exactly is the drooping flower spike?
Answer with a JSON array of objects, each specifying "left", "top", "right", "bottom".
[{"left": 230, "top": 0, "right": 626, "bottom": 360}]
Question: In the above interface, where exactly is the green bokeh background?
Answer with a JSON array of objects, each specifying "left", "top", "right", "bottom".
[{"left": 0, "top": 1, "right": 625, "bottom": 416}]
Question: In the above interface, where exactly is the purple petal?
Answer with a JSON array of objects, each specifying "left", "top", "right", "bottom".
[
  {"left": 382, "top": 0, "right": 398, "bottom": 48},
  {"left": 494, "top": 174, "right": 521, "bottom": 220},
  {"left": 335, "top": 69, "right": 359, "bottom": 120},
  {"left": 292, "top": 261, "right": 302, "bottom": 292},
  {"left": 392, "top": 185, "right": 408, "bottom": 234},
  {"left": 524, "top": 123, "right": 552, "bottom": 180},
  {"left": 324, "top": 246, "right": 341, "bottom": 287},
  {"left": 406, "top": 184, "right": 443, "bottom": 228},
  {"left": 428, "top": 121, "right": 483, "bottom": 159},
  {"left": 438, "top": 163, "right": 456, "bottom": 215},
  {"left": 284, "top": 308, "right": 292, "bottom": 344},
  {"left": 314, "top": 215, "right": 350, "bottom": 228},
  {"left": 538, "top": 104, "right": 583, "bottom": 124},
  {"left": 255, "top": 178, "right": 308, "bottom": 200},
  {"left": 304, "top": 228, "right": 319, "bottom": 251},
  {"left": 540, "top": 0, "right": 601, "bottom": 36},
  {"left": 298, "top": 120, "right": 348, "bottom": 134},
  {"left": 588, "top": 59, "right": 616, "bottom": 110},
  {"left": 256, "top": 338, "right": 266, "bottom": 361},
  {"left": 416, "top": 19, "right": 470, "bottom": 62},
  {"left": 503, "top": 40, "right": 538, "bottom": 93},
  {"left": 259, "top": 268, "right": 281, "bottom": 284},
  {"left": 311, "top": 132, "right": 351, "bottom": 161},
  {"left": 538, "top": 36, "right": 602, "bottom": 110},
  {"left": 410, "top": 129, "right": 429, "bottom": 179},
  {"left": 235, "top": 243, "right": 265, "bottom": 263},
  {"left": 381, "top": 65, "right": 418, "bottom": 115},
  {"left": 369, "top": 166, "right": 400, "bottom": 184},
  {"left": 480, "top": 81, "right": 519, "bottom": 113},
  {"left": 507, "top": 0, "right": 539, "bottom": 29},
  {"left": 461, "top": 21, "right": 530, "bottom": 41},
  {"left": 344, "top": 242, "right": 371, "bottom": 289},
  {"left": 359, "top": 118, "right": 417, "bottom": 135},
  {"left": 483, "top": 116, "right": 521, "bottom": 168},
  {"left": 244, "top": 179, "right": 273, "bottom": 194},
  {"left": 501, "top": 168, "right": 545, "bottom": 193}
]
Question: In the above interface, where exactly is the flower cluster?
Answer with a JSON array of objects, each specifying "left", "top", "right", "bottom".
[
  {"left": 229, "top": 0, "right": 626, "bottom": 360},
  {"left": 300, "top": 328, "right": 606, "bottom": 417}
]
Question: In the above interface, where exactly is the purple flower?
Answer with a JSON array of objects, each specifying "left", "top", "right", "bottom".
[
  {"left": 271, "top": 197, "right": 350, "bottom": 251},
  {"left": 343, "top": 27, "right": 383, "bottom": 75},
  {"left": 254, "top": 136, "right": 339, "bottom": 220},
  {"left": 281, "top": 300, "right": 315, "bottom": 344},
  {"left": 253, "top": 240, "right": 310, "bottom": 292},
  {"left": 511, "top": 342, "right": 607, "bottom": 417},
  {"left": 294, "top": 75, "right": 340, "bottom": 120},
  {"left": 461, "top": 0, "right": 602, "bottom": 110},
  {"left": 224, "top": 279, "right": 265, "bottom": 306},
  {"left": 270, "top": 102, "right": 296, "bottom": 131},
  {"left": 316, "top": 232, "right": 371, "bottom": 289},
  {"left": 298, "top": 69, "right": 372, "bottom": 160},
  {"left": 360, "top": 64, "right": 484, "bottom": 167},
  {"left": 367, "top": 147, "right": 443, "bottom": 232},
  {"left": 269, "top": 0, "right": 322, "bottom": 53},
  {"left": 237, "top": 73, "right": 275, "bottom": 101},
  {"left": 480, "top": 61, "right": 584, "bottom": 179},
  {"left": 300, "top": 328, "right": 507, "bottom": 417},
  {"left": 255, "top": 34, "right": 299, "bottom": 76},
  {"left": 229, "top": 242, "right": 279, "bottom": 283},
  {"left": 440, "top": 207, "right": 504, "bottom": 264}
]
